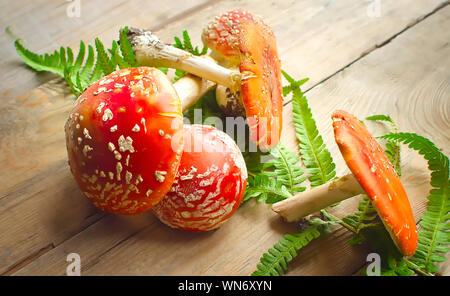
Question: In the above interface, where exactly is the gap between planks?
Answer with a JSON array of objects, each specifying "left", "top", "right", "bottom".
[
  {"left": 145, "top": 0, "right": 223, "bottom": 32},
  {"left": 283, "top": 0, "right": 450, "bottom": 106}
]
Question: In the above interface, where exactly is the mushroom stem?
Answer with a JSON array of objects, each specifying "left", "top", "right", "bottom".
[
  {"left": 271, "top": 174, "right": 364, "bottom": 222},
  {"left": 174, "top": 74, "right": 216, "bottom": 110},
  {"left": 128, "top": 28, "right": 241, "bottom": 91}
]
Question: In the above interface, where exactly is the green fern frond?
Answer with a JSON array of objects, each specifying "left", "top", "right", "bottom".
[
  {"left": 342, "top": 195, "right": 379, "bottom": 244},
  {"left": 109, "top": 40, "right": 129, "bottom": 69},
  {"left": 14, "top": 39, "right": 66, "bottom": 76},
  {"left": 94, "top": 38, "right": 115, "bottom": 75},
  {"left": 264, "top": 144, "right": 306, "bottom": 194},
  {"left": 73, "top": 40, "right": 86, "bottom": 72},
  {"left": 380, "top": 256, "right": 416, "bottom": 276},
  {"left": 173, "top": 29, "right": 208, "bottom": 56},
  {"left": 366, "top": 114, "right": 395, "bottom": 127},
  {"left": 173, "top": 69, "right": 186, "bottom": 82},
  {"left": 79, "top": 44, "right": 95, "bottom": 83},
  {"left": 367, "top": 114, "right": 401, "bottom": 175},
  {"left": 118, "top": 26, "right": 137, "bottom": 67},
  {"left": 243, "top": 149, "right": 272, "bottom": 176},
  {"left": 244, "top": 175, "right": 292, "bottom": 204},
  {"left": 252, "top": 219, "right": 331, "bottom": 276},
  {"left": 250, "top": 71, "right": 337, "bottom": 276},
  {"left": 14, "top": 26, "right": 137, "bottom": 97},
  {"left": 284, "top": 70, "right": 336, "bottom": 188},
  {"left": 381, "top": 132, "right": 449, "bottom": 273}
]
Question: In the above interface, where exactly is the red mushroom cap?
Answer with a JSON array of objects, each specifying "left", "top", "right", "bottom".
[
  {"left": 65, "top": 67, "right": 184, "bottom": 215},
  {"left": 202, "top": 9, "right": 255, "bottom": 64},
  {"left": 202, "top": 10, "right": 283, "bottom": 149},
  {"left": 152, "top": 124, "right": 248, "bottom": 231},
  {"left": 332, "top": 110, "right": 418, "bottom": 256}
]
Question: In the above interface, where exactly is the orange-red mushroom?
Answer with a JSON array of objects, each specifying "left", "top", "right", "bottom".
[
  {"left": 272, "top": 110, "right": 418, "bottom": 256},
  {"left": 128, "top": 9, "right": 283, "bottom": 149},
  {"left": 65, "top": 67, "right": 184, "bottom": 215},
  {"left": 202, "top": 9, "right": 283, "bottom": 149},
  {"left": 152, "top": 124, "right": 247, "bottom": 231}
]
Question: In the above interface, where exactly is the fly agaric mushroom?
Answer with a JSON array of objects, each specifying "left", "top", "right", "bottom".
[
  {"left": 272, "top": 110, "right": 418, "bottom": 256},
  {"left": 65, "top": 67, "right": 212, "bottom": 215},
  {"left": 128, "top": 9, "right": 283, "bottom": 149},
  {"left": 202, "top": 9, "right": 283, "bottom": 149},
  {"left": 152, "top": 124, "right": 247, "bottom": 231}
]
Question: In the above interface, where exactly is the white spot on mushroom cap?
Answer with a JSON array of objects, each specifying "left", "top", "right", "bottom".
[
  {"left": 180, "top": 166, "right": 198, "bottom": 181},
  {"left": 114, "top": 150, "right": 122, "bottom": 160},
  {"left": 141, "top": 118, "right": 147, "bottom": 133},
  {"left": 82, "top": 145, "right": 93, "bottom": 157},
  {"left": 99, "top": 78, "right": 114, "bottom": 86},
  {"left": 108, "top": 142, "right": 116, "bottom": 152},
  {"left": 118, "top": 135, "right": 135, "bottom": 153},
  {"left": 96, "top": 102, "right": 105, "bottom": 114},
  {"left": 102, "top": 109, "right": 113, "bottom": 122},
  {"left": 132, "top": 124, "right": 140, "bottom": 133},
  {"left": 154, "top": 170, "right": 167, "bottom": 183},
  {"left": 125, "top": 171, "right": 132, "bottom": 184},
  {"left": 83, "top": 128, "right": 92, "bottom": 140},
  {"left": 199, "top": 177, "right": 215, "bottom": 187},
  {"left": 116, "top": 162, "right": 123, "bottom": 181}
]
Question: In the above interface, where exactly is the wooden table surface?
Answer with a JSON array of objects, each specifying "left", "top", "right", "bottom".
[{"left": 0, "top": 0, "right": 449, "bottom": 276}]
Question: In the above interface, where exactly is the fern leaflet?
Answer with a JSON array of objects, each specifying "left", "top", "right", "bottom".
[
  {"left": 173, "top": 29, "right": 208, "bottom": 56},
  {"left": 251, "top": 72, "right": 337, "bottom": 276},
  {"left": 285, "top": 71, "right": 336, "bottom": 188},
  {"left": 244, "top": 175, "right": 292, "bottom": 204},
  {"left": 263, "top": 144, "right": 306, "bottom": 194},
  {"left": 381, "top": 132, "right": 449, "bottom": 273},
  {"left": 14, "top": 27, "right": 137, "bottom": 97},
  {"left": 342, "top": 195, "right": 379, "bottom": 244},
  {"left": 252, "top": 219, "right": 331, "bottom": 276},
  {"left": 366, "top": 114, "right": 401, "bottom": 176}
]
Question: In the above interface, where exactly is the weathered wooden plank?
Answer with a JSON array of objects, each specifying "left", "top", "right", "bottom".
[
  {"left": 0, "top": 0, "right": 214, "bottom": 101},
  {"left": 0, "top": 0, "right": 216, "bottom": 274},
  {"left": 155, "top": 0, "right": 447, "bottom": 91},
  {"left": 84, "top": 4, "right": 449, "bottom": 275},
  {"left": 2, "top": 0, "right": 448, "bottom": 275},
  {"left": 284, "top": 5, "right": 450, "bottom": 275}
]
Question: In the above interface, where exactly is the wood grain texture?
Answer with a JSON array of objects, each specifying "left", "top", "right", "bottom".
[
  {"left": 0, "top": 0, "right": 214, "bottom": 101},
  {"left": 0, "top": 0, "right": 448, "bottom": 275},
  {"left": 281, "top": 5, "right": 450, "bottom": 275}
]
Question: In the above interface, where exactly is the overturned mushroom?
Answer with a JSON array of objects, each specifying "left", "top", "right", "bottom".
[
  {"left": 128, "top": 9, "right": 283, "bottom": 149},
  {"left": 272, "top": 110, "right": 418, "bottom": 256},
  {"left": 65, "top": 67, "right": 212, "bottom": 215},
  {"left": 202, "top": 9, "right": 283, "bottom": 149},
  {"left": 152, "top": 124, "right": 248, "bottom": 231}
]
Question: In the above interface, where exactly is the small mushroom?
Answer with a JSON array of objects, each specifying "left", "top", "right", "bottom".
[
  {"left": 128, "top": 9, "right": 283, "bottom": 149},
  {"left": 152, "top": 124, "right": 248, "bottom": 231},
  {"left": 65, "top": 67, "right": 211, "bottom": 215},
  {"left": 272, "top": 110, "right": 418, "bottom": 256},
  {"left": 202, "top": 10, "right": 283, "bottom": 149}
]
